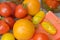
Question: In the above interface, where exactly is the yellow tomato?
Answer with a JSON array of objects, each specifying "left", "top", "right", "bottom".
[
  {"left": 33, "top": 11, "right": 45, "bottom": 24},
  {"left": 41, "top": 21, "right": 57, "bottom": 35},
  {"left": 23, "top": 0, "right": 40, "bottom": 16},
  {"left": 1, "top": 33, "right": 15, "bottom": 40},
  {"left": 13, "top": 19, "right": 35, "bottom": 40}
]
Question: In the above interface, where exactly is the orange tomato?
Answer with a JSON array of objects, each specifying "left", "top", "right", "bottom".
[
  {"left": 23, "top": 0, "right": 40, "bottom": 16},
  {"left": 13, "top": 19, "right": 35, "bottom": 40}
]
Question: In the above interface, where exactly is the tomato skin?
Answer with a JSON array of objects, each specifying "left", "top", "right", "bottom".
[
  {"left": 15, "top": 4, "right": 28, "bottom": 18},
  {"left": 41, "top": 21, "right": 57, "bottom": 35},
  {"left": 4, "top": 17, "right": 15, "bottom": 29},
  {"left": 23, "top": 0, "right": 40, "bottom": 16},
  {"left": 32, "top": 11, "right": 45, "bottom": 24},
  {"left": 0, "top": 20, "right": 10, "bottom": 34},
  {"left": 1, "top": 33, "right": 15, "bottom": 40},
  {"left": 13, "top": 19, "right": 35, "bottom": 40},
  {"left": 24, "top": 15, "right": 32, "bottom": 21},
  {"left": 5, "top": 2, "right": 16, "bottom": 17},
  {"left": 33, "top": 33, "right": 49, "bottom": 40},
  {"left": 45, "top": 0, "right": 59, "bottom": 9},
  {"left": 0, "top": 3, "right": 12, "bottom": 17}
]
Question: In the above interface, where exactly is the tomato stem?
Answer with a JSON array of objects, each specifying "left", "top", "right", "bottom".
[
  {"left": 23, "top": 4, "right": 27, "bottom": 8},
  {"left": 0, "top": 16, "right": 4, "bottom": 20},
  {"left": 0, "top": 16, "right": 2, "bottom": 20}
]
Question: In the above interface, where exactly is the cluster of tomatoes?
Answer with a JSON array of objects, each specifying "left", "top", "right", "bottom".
[
  {"left": 45, "top": 0, "right": 60, "bottom": 9},
  {"left": 0, "top": 0, "right": 60, "bottom": 40},
  {"left": 42, "top": 0, "right": 60, "bottom": 12},
  {"left": 0, "top": 1, "right": 29, "bottom": 34},
  {"left": 0, "top": 1, "right": 50, "bottom": 40},
  {"left": 0, "top": 2, "right": 16, "bottom": 34}
]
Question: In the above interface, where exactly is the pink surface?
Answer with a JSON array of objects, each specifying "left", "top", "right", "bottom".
[
  {"left": 44, "top": 11, "right": 60, "bottom": 40},
  {"left": 37, "top": 11, "right": 60, "bottom": 40}
]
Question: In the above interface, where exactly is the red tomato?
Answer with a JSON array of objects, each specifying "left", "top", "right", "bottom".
[
  {"left": 45, "top": 0, "right": 59, "bottom": 9},
  {"left": 0, "top": 3, "right": 12, "bottom": 17},
  {"left": 0, "top": 20, "right": 10, "bottom": 34},
  {"left": 33, "top": 33, "right": 49, "bottom": 40},
  {"left": 24, "top": 15, "right": 32, "bottom": 21},
  {"left": 5, "top": 2, "right": 16, "bottom": 17},
  {"left": 15, "top": 4, "right": 28, "bottom": 18},
  {"left": 4, "top": 17, "right": 15, "bottom": 29}
]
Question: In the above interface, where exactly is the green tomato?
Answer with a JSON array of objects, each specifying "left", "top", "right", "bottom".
[
  {"left": 41, "top": 21, "right": 57, "bottom": 35},
  {"left": 1, "top": 33, "right": 15, "bottom": 40},
  {"left": 32, "top": 11, "right": 45, "bottom": 24}
]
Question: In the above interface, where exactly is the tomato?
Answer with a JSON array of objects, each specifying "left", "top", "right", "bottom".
[
  {"left": 0, "top": 3, "right": 12, "bottom": 17},
  {"left": 0, "top": 20, "right": 10, "bottom": 34},
  {"left": 41, "top": 21, "right": 57, "bottom": 35},
  {"left": 32, "top": 11, "right": 45, "bottom": 24},
  {"left": 4, "top": 17, "right": 15, "bottom": 29},
  {"left": 45, "top": 0, "right": 59, "bottom": 9},
  {"left": 23, "top": 0, "right": 40, "bottom": 16},
  {"left": 13, "top": 19, "right": 35, "bottom": 40},
  {"left": 33, "top": 33, "right": 49, "bottom": 40},
  {"left": 1, "top": 33, "right": 15, "bottom": 40},
  {"left": 23, "top": 15, "right": 32, "bottom": 21},
  {"left": 15, "top": 4, "right": 28, "bottom": 18},
  {"left": 5, "top": 2, "right": 16, "bottom": 17}
]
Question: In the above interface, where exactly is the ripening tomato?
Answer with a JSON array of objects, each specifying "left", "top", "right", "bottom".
[
  {"left": 33, "top": 33, "right": 49, "bottom": 40},
  {"left": 23, "top": 0, "right": 40, "bottom": 16},
  {"left": 45, "top": 0, "right": 59, "bottom": 9},
  {"left": 4, "top": 17, "right": 15, "bottom": 29},
  {"left": 15, "top": 4, "right": 28, "bottom": 18},
  {"left": 41, "top": 21, "right": 57, "bottom": 35},
  {"left": 32, "top": 11, "right": 45, "bottom": 24},
  {"left": 1, "top": 33, "right": 15, "bottom": 40},
  {"left": 0, "top": 3, "right": 12, "bottom": 17},
  {"left": 0, "top": 20, "right": 10, "bottom": 34}
]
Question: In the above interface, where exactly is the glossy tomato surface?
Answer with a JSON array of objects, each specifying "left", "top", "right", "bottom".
[
  {"left": 33, "top": 33, "right": 49, "bottom": 40},
  {"left": 4, "top": 17, "right": 15, "bottom": 29},
  {"left": 0, "top": 3, "right": 12, "bottom": 17},
  {"left": 5, "top": 2, "right": 16, "bottom": 17},
  {"left": 0, "top": 20, "right": 10, "bottom": 34},
  {"left": 15, "top": 4, "right": 28, "bottom": 18}
]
